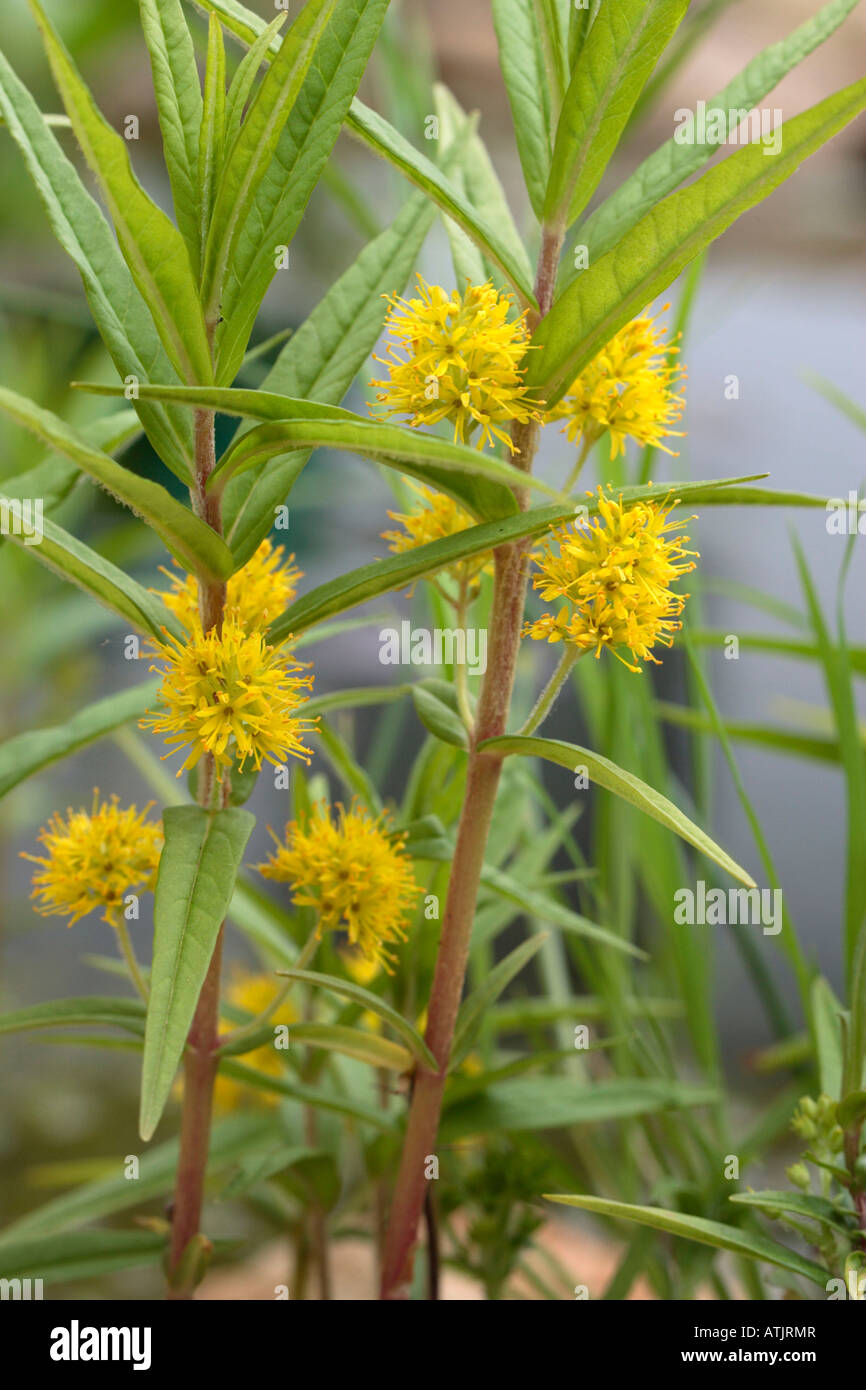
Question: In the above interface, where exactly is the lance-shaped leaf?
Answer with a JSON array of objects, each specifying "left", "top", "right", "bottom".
[
  {"left": 491, "top": 0, "right": 555, "bottom": 220},
  {"left": 0, "top": 1229, "right": 167, "bottom": 1283},
  {"left": 433, "top": 82, "right": 533, "bottom": 290},
  {"left": 30, "top": 0, "right": 213, "bottom": 386},
  {"left": 139, "top": 0, "right": 204, "bottom": 272},
  {"left": 225, "top": 189, "right": 437, "bottom": 564},
  {"left": 544, "top": 0, "right": 689, "bottom": 230},
  {"left": 265, "top": 477, "right": 828, "bottom": 641},
  {"left": 198, "top": 12, "right": 227, "bottom": 262},
  {"left": 571, "top": 0, "right": 863, "bottom": 273},
  {"left": 140, "top": 805, "right": 255, "bottom": 1141},
  {"left": 450, "top": 934, "right": 548, "bottom": 1070},
  {"left": 346, "top": 99, "right": 536, "bottom": 308},
  {"left": 0, "top": 509, "right": 176, "bottom": 640},
  {"left": 529, "top": 78, "right": 866, "bottom": 407},
  {"left": 443, "top": 1077, "right": 718, "bottom": 1140},
  {"left": 0, "top": 48, "right": 193, "bottom": 477},
  {"left": 0, "top": 681, "right": 158, "bottom": 801},
  {"left": 544, "top": 1194, "right": 829, "bottom": 1287},
  {"left": 224, "top": 14, "right": 286, "bottom": 154},
  {"left": 0, "top": 1114, "right": 270, "bottom": 1241},
  {"left": 284, "top": 1021, "right": 413, "bottom": 1074},
  {"left": 479, "top": 734, "right": 754, "bottom": 887},
  {"left": 201, "top": 0, "right": 336, "bottom": 322},
  {"left": 76, "top": 382, "right": 556, "bottom": 520},
  {"left": 188, "top": 0, "right": 392, "bottom": 386},
  {"left": 0, "top": 387, "right": 233, "bottom": 581}
]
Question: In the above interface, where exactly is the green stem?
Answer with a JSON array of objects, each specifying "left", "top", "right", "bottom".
[
  {"left": 519, "top": 645, "right": 581, "bottom": 735},
  {"left": 114, "top": 920, "right": 149, "bottom": 1001}
]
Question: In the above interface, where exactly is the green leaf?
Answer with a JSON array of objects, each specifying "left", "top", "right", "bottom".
[
  {"left": 530, "top": 78, "right": 866, "bottom": 407},
  {"left": 0, "top": 996, "right": 146, "bottom": 1036},
  {"left": 544, "top": 1194, "right": 829, "bottom": 1287},
  {"left": 266, "top": 476, "right": 813, "bottom": 641},
  {"left": 481, "top": 734, "right": 755, "bottom": 887},
  {"left": 216, "top": 1061, "right": 395, "bottom": 1129},
  {"left": 191, "top": 0, "right": 392, "bottom": 385},
  {"left": 793, "top": 532, "right": 866, "bottom": 977},
  {"left": 479, "top": 861, "right": 645, "bottom": 958},
  {"left": 0, "top": 387, "right": 233, "bottom": 581},
  {"left": 574, "top": 0, "right": 863, "bottom": 270},
  {"left": 838, "top": 1090, "right": 866, "bottom": 1130},
  {"left": 30, "top": 0, "right": 213, "bottom": 385},
  {"left": 78, "top": 382, "right": 553, "bottom": 519},
  {"left": 730, "top": 1189, "right": 855, "bottom": 1233},
  {"left": 0, "top": 1228, "right": 166, "bottom": 1283},
  {"left": 491, "top": 0, "right": 554, "bottom": 219},
  {"left": 0, "top": 46, "right": 193, "bottom": 476},
  {"left": 221, "top": 1143, "right": 335, "bottom": 1203},
  {"left": 198, "top": 13, "right": 227, "bottom": 266},
  {"left": 412, "top": 679, "right": 469, "bottom": 750},
  {"left": 225, "top": 189, "right": 436, "bottom": 562},
  {"left": 287, "top": 1021, "right": 413, "bottom": 1073},
  {"left": 0, "top": 1114, "right": 271, "bottom": 1240},
  {"left": 654, "top": 702, "right": 845, "bottom": 766},
  {"left": 279, "top": 967, "right": 437, "bottom": 1070},
  {"left": 432, "top": 81, "right": 533, "bottom": 287},
  {"left": 443, "top": 1077, "right": 718, "bottom": 1139},
  {"left": 139, "top": 0, "right": 204, "bottom": 272},
  {"left": 201, "top": 0, "right": 336, "bottom": 326},
  {"left": 0, "top": 681, "right": 158, "bottom": 801},
  {"left": 0, "top": 509, "right": 177, "bottom": 640},
  {"left": 346, "top": 98, "right": 537, "bottom": 307},
  {"left": 544, "top": 0, "right": 689, "bottom": 229},
  {"left": 140, "top": 805, "right": 255, "bottom": 1140},
  {"left": 451, "top": 934, "right": 548, "bottom": 1069},
  {"left": 224, "top": 14, "right": 286, "bottom": 154}
]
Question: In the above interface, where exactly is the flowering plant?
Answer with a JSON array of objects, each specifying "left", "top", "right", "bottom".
[{"left": 0, "top": 0, "right": 865, "bottom": 1307}]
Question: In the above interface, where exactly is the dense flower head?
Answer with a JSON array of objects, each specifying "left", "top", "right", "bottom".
[
  {"left": 141, "top": 619, "right": 316, "bottom": 774},
  {"left": 381, "top": 479, "right": 493, "bottom": 590},
  {"left": 257, "top": 802, "right": 421, "bottom": 971},
  {"left": 214, "top": 969, "right": 296, "bottom": 1114},
  {"left": 159, "top": 539, "right": 301, "bottom": 634},
  {"left": 22, "top": 791, "right": 163, "bottom": 928},
  {"left": 371, "top": 276, "right": 542, "bottom": 450},
  {"left": 524, "top": 488, "right": 697, "bottom": 671},
  {"left": 550, "top": 309, "right": 686, "bottom": 460}
]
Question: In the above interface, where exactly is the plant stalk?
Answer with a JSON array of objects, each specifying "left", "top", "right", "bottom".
[
  {"left": 379, "top": 226, "right": 563, "bottom": 1299},
  {"left": 167, "top": 401, "right": 227, "bottom": 1296}
]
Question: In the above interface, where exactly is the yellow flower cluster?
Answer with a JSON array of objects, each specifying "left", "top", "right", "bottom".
[
  {"left": 258, "top": 803, "right": 421, "bottom": 971},
  {"left": 551, "top": 309, "right": 685, "bottom": 460},
  {"left": 159, "top": 539, "right": 301, "bottom": 633},
  {"left": 23, "top": 792, "right": 163, "bottom": 928},
  {"left": 371, "top": 276, "right": 541, "bottom": 450},
  {"left": 381, "top": 479, "right": 493, "bottom": 592},
  {"left": 525, "top": 489, "right": 697, "bottom": 671},
  {"left": 141, "top": 620, "right": 316, "bottom": 775},
  {"left": 214, "top": 970, "right": 297, "bottom": 1114}
]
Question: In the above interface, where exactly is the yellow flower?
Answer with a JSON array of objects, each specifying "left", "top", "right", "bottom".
[
  {"left": 381, "top": 479, "right": 493, "bottom": 592},
  {"left": 258, "top": 803, "right": 421, "bottom": 971},
  {"left": 22, "top": 792, "right": 163, "bottom": 928},
  {"left": 141, "top": 619, "right": 316, "bottom": 774},
  {"left": 213, "top": 969, "right": 297, "bottom": 1114},
  {"left": 158, "top": 539, "right": 302, "bottom": 634},
  {"left": 551, "top": 309, "right": 685, "bottom": 459},
  {"left": 371, "top": 276, "right": 542, "bottom": 450},
  {"left": 524, "top": 488, "right": 697, "bottom": 671}
]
